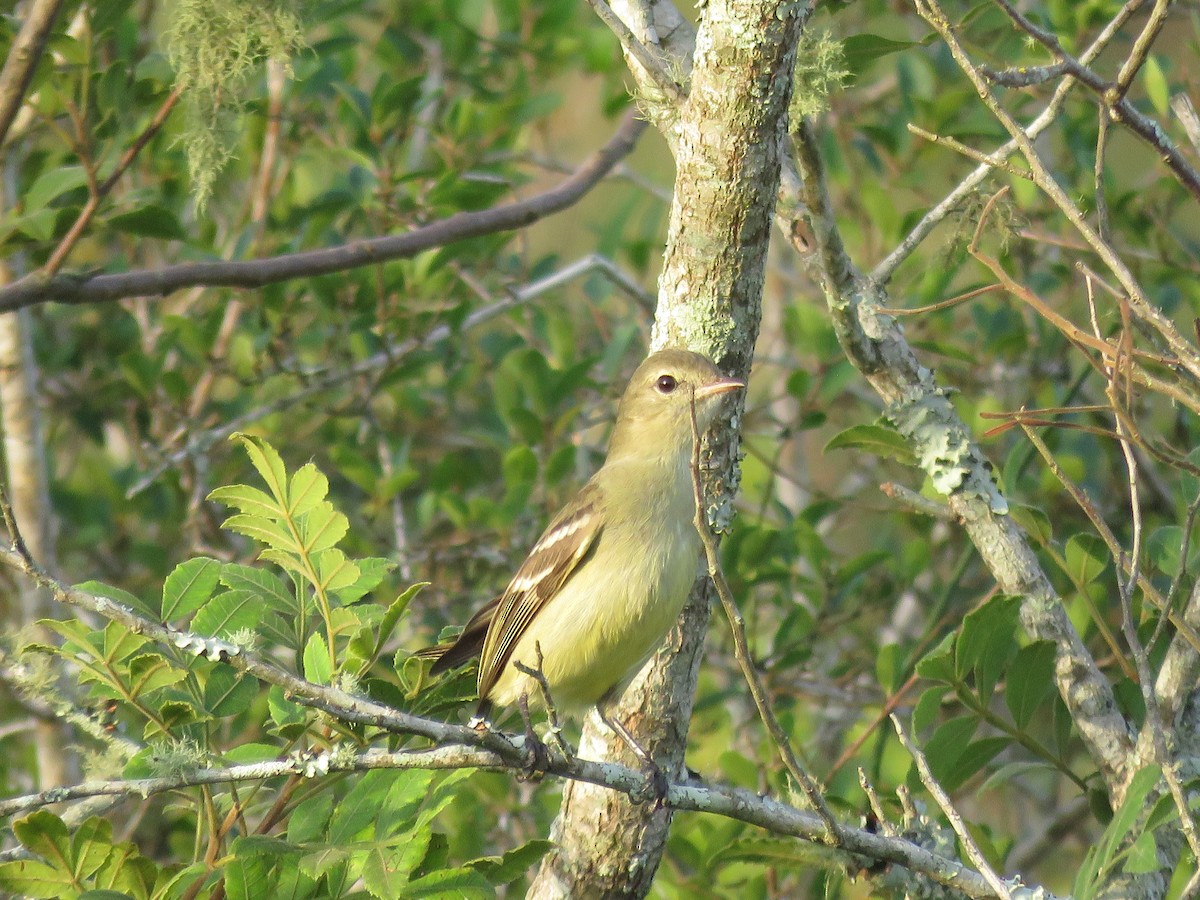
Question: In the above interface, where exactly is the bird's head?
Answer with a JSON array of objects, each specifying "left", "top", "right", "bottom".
[{"left": 608, "top": 348, "right": 744, "bottom": 462}]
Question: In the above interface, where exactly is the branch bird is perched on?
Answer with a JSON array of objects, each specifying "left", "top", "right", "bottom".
[{"left": 421, "top": 349, "right": 744, "bottom": 765}]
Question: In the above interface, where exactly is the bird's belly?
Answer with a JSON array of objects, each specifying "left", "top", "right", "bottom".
[{"left": 488, "top": 525, "right": 699, "bottom": 712}]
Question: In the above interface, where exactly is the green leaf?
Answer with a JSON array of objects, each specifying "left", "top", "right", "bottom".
[
  {"left": 75, "top": 580, "right": 157, "bottom": 619},
  {"left": 400, "top": 867, "right": 493, "bottom": 898},
  {"left": 298, "top": 502, "right": 349, "bottom": 554},
  {"left": 191, "top": 589, "right": 261, "bottom": 638},
  {"left": 1125, "top": 830, "right": 1160, "bottom": 875},
  {"left": 303, "top": 633, "right": 333, "bottom": 685},
  {"left": 363, "top": 831, "right": 429, "bottom": 898},
  {"left": 314, "top": 548, "right": 359, "bottom": 593},
  {"left": 14, "top": 811, "right": 72, "bottom": 872},
  {"left": 912, "top": 685, "right": 949, "bottom": 734},
  {"left": 221, "top": 514, "right": 299, "bottom": 553},
  {"left": 942, "top": 736, "right": 1009, "bottom": 792},
  {"left": 107, "top": 205, "right": 187, "bottom": 240},
  {"left": 231, "top": 434, "right": 290, "bottom": 504},
  {"left": 356, "top": 583, "right": 427, "bottom": 674},
  {"left": 1005, "top": 640, "right": 1057, "bottom": 729},
  {"left": 161, "top": 557, "right": 221, "bottom": 621},
  {"left": 1009, "top": 503, "right": 1053, "bottom": 545},
  {"left": 208, "top": 484, "right": 283, "bottom": 520},
  {"left": 70, "top": 817, "right": 115, "bottom": 884},
  {"left": 875, "top": 643, "right": 903, "bottom": 693},
  {"left": 329, "top": 770, "right": 402, "bottom": 844},
  {"left": 219, "top": 564, "right": 294, "bottom": 613},
  {"left": 824, "top": 423, "right": 916, "bottom": 465},
  {"left": 288, "top": 463, "right": 329, "bottom": 517},
  {"left": 1064, "top": 533, "right": 1109, "bottom": 586},
  {"left": 0, "top": 859, "right": 70, "bottom": 897},
  {"left": 288, "top": 792, "right": 336, "bottom": 845},
  {"left": 1142, "top": 55, "right": 1169, "bottom": 118},
  {"left": 919, "top": 715, "right": 976, "bottom": 784},
  {"left": 915, "top": 632, "right": 956, "bottom": 684},
  {"left": 127, "top": 653, "right": 188, "bottom": 698},
  {"left": 467, "top": 840, "right": 553, "bottom": 885},
  {"left": 334, "top": 557, "right": 395, "bottom": 604},
  {"left": 841, "top": 34, "right": 920, "bottom": 77},
  {"left": 204, "top": 664, "right": 258, "bottom": 717},
  {"left": 24, "top": 166, "right": 89, "bottom": 212},
  {"left": 955, "top": 595, "right": 1021, "bottom": 700}
]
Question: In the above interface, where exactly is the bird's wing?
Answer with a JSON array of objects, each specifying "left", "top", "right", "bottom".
[{"left": 476, "top": 481, "right": 605, "bottom": 701}]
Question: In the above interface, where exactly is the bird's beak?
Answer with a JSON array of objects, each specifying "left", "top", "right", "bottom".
[{"left": 693, "top": 376, "right": 745, "bottom": 401}]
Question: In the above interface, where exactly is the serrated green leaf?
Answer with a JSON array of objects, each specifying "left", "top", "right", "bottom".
[
  {"left": 288, "top": 463, "right": 328, "bottom": 517},
  {"left": 219, "top": 564, "right": 295, "bottom": 613},
  {"left": 358, "top": 583, "right": 427, "bottom": 675},
  {"left": 0, "top": 859, "right": 70, "bottom": 897},
  {"left": 75, "top": 580, "right": 158, "bottom": 619},
  {"left": 161, "top": 557, "right": 220, "bottom": 621},
  {"left": 363, "top": 831, "right": 430, "bottom": 898},
  {"left": 71, "top": 817, "right": 115, "bottom": 884},
  {"left": 314, "top": 548, "right": 359, "bottom": 593},
  {"left": 222, "top": 514, "right": 299, "bottom": 553},
  {"left": 303, "top": 633, "right": 333, "bottom": 685},
  {"left": 401, "top": 866, "right": 493, "bottom": 897},
  {"left": 298, "top": 502, "right": 349, "bottom": 554},
  {"left": 467, "top": 839, "right": 553, "bottom": 884},
  {"left": 127, "top": 653, "right": 187, "bottom": 698},
  {"left": 14, "top": 811, "right": 72, "bottom": 871},
  {"left": 824, "top": 423, "right": 916, "bottom": 465},
  {"left": 231, "top": 434, "right": 290, "bottom": 504},
  {"left": 208, "top": 484, "right": 283, "bottom": 519},
  {"left": 192, "top": 589, "right": 261, "bottom": 638},
  {"left": 335, "top": 557, "right": 395, "bottom": 604}
]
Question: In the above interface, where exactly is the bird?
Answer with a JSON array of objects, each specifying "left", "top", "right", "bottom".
[{"left": 419, "top": 348, "right": 744, "bottom": 766}]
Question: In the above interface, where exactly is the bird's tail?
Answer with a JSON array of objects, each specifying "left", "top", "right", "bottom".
[{"left": 417, "top": 595, "right": 499, "bottom": 675}]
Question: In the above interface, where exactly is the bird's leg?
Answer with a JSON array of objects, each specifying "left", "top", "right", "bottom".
[
  {"left": 512, "top": 643, "right": 573, "bottom": 762},
  {"left": 516, "top": 692, "right": 549, "bottom": 780},
  {"left": 596, "top": 692, "right": 669, "bottom": 807}
]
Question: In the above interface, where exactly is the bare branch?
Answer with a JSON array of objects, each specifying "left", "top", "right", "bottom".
[
  {"left": 0, "top": 113, "right": 646, "bottom": 311},
  {"left": 0, "top": 0, "right": 65, "bottom": 148},
  {"left": 872, "top": 0, "right": 1149, "bottom": 284}
]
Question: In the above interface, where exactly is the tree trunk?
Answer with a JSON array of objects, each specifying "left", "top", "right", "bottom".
[{"left": 528, "top": 1, "right": 806, "bottom": 895}]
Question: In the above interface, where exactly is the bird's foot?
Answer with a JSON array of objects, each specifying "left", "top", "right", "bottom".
[
  {"left": 516, "top": 693, "right": 549, "bottom": 781},
  {"left": 630, "top": 758, "right": 670, "bottom": 809}
]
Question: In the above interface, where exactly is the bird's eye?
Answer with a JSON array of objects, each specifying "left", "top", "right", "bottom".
[{"left": 655, "top": 374, "right": 678, "bottom": 394}]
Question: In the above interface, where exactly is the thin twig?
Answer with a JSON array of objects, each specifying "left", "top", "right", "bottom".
[
  {"left": 687, "top": 392, "right": 841, "bottom": 841},
  {"left": 583, "top": 0, "right": 683, "bottom": 103},
  {"left": 891, "top": 715, "right": 1014, "bottom": 900}
]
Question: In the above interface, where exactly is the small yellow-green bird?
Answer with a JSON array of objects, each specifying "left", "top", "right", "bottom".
[{"left": 422, "top": 348, "right": 744, "bottom": 760}]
